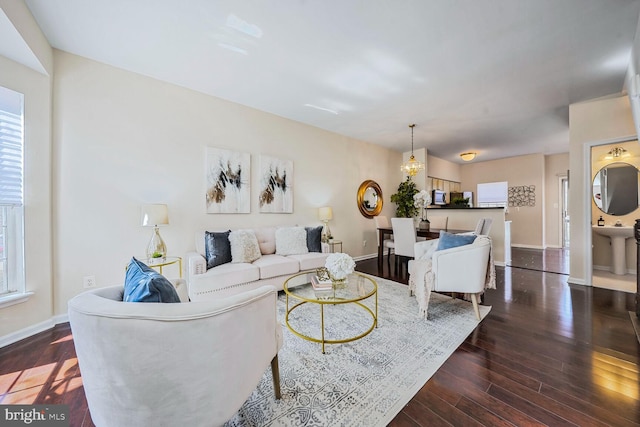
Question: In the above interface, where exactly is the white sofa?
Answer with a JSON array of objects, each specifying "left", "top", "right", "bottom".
[{"left": 186, "top": 227, "right": 330, "bottom": 301}]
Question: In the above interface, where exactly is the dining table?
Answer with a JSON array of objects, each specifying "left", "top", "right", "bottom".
[{"left": 376, "top": 226, "right": 472, "bottom": 267}]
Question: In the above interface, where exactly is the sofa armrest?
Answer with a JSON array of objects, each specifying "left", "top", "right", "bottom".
[
  {"left": 431, "top": 242, "right": 490, "bottom": 292},
  {"left": 414, "top": 239, "right": 439, "bottom": 260},
  {"left": 169, "top": 278, "right": 189, "bottom": 302},
  {"left": 186, "top": 251, "right": 207, "bottom": 278}
]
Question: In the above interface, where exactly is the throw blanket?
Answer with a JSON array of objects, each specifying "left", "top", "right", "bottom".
[{"left": 408, "top": 236, "right": 496, "bottom": 318}]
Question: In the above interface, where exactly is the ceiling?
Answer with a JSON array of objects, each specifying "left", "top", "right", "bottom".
[{"left": 23, "top": 0, "right": 640, "bottom": 163}]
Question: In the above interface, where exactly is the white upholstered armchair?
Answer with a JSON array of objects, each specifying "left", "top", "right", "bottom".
[
  {"left": 408, "top": 236, "right": 493, "bottom": 319},
  {"left": 68, "top": 282, "right": 282, "bottom": 427}
]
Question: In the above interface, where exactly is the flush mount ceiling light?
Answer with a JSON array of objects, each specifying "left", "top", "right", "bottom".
[
  {"left": 460, "top": 152, "right": 477, "bottom": 161},
  {"left": 400, "top": 124, "right": 425, "bottom": 177},
  {"left": 604, "top": 146, "right": 629, "bottom": 160}
]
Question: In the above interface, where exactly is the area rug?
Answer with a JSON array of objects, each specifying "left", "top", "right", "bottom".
[{"left": 225, "top": 276, "right": 491, "bottom": 427}]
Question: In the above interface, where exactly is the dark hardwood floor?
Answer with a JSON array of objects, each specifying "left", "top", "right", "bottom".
[
  {"left": 0, "top": 248, "right": 637, "bottom": 426},
  {"left": 360, "top": 248, "right": 638, "bottom": 427}
]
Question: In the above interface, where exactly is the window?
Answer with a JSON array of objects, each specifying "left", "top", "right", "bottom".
[
  {"left": 477, "top": 181, "right": 508, "bottom": 208},
  {"left": 0, "top": 86, "right": 26, "bottom": 306}
]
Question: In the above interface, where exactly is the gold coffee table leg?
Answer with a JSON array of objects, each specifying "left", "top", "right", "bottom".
[{"left": 321, "top": 305, "right": 325, "bottom": 353}]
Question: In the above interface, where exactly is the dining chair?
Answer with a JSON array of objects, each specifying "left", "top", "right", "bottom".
[
  {"left": 429, "top": 215, "right": 448, "bottom": 230},
  {"left": 374, "top": 215, "right": 395, "bottom": 262},
  {"left": 474, "top": 218, "right": 493, "bottom": 235},
  {"left": 391, "top": 217, "right": 417, "bottom": 276}
]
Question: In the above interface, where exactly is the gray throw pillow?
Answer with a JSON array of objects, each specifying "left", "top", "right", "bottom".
[
  {"left": 305, "top": 226, "right": 323, "bottom": 252},
  {"left": 205, "top": 230, "right": 232, "bottom": 269}
]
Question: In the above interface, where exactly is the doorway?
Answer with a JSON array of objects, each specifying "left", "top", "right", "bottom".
[{"left": 560, "top": 176, "right": 569, "bottom": 248}]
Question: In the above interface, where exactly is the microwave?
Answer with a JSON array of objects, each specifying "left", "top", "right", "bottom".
[{"left": 432, "top": 190, "right": 446, "bottom": 205}]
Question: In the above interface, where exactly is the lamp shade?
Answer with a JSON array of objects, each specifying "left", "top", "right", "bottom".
[
  {"left": 318, "top": 206, "right": 333, "bottom": 221},
  {"left": 141, "top": 204, "right": 169, "bottom": 226}
]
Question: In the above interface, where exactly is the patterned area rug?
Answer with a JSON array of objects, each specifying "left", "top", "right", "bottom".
[{"left": 226, "top": 276, "right": 491, "bottom": 426}]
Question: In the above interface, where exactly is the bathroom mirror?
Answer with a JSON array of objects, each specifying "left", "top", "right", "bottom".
[
  {"left": 357, "top": 180, "right": 383, "bottom": 218},
  {"left": 592, "top": 162, "right": 639, "bottom": 216}
]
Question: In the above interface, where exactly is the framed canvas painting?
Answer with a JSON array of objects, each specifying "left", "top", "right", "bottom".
[
  {"left": 205, "top": 147, "right": 250, "bottom": 213},
  {"left": 259, "top": 155, "right": 293, "bottom": 213}
]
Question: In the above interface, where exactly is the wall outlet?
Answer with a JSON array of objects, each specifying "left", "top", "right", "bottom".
[
  {"left": 363, "top": 240, "right": 367, "bottom": 247},
  {"left": 83, "top": 275, "right": 96, "bottom": 288}
]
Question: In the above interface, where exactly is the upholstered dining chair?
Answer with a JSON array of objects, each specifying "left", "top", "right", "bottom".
[
  {"left": 374, "top": 215, "right": 395, "bottom": 261},
  {"left": 391, "top": 217, "right": 417, "bottom": 275},
  {"left": 68, "top": 282, "right": 282, "bottom": 427},
  {"left": 428, "top": 215, "right": 448, "bottom": 230},
  {"left": 474, "top": 218, "right": 493, "bottom": 235}
]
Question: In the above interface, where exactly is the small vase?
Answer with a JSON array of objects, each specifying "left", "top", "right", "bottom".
[
  {"left": 419, "top": 219, "right": 430, "bottom": 230},
  {"left": 331, "top": 277, "right": 347, "bottom": 290}
]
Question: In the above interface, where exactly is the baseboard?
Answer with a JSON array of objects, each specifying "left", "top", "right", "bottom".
[
  {"left": 0, "top": 314, "right": 69, "bottom": 349},
  {"left": 353, "top": 253, "right": 378, "bottom": 262},
  {"left": 567, "top": 276, "right": 588, "bottom": 286},
  {"left": 494, "top": 261, "right": 505, "bottom": 267},
  {"left": 53, "top": 313, "right": 69, "bottom": 325},
  {"left": 511, "top": 244, "right": 545, "bottom": 250},
  {"left": 593, "top": 265, "right": 637, "bottom": 275},
  {"left": 544, "top": 245, "right": 563, "bottom": 249}
]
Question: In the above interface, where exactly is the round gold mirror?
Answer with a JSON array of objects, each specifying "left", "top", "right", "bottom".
[
  {"left": 357, "top": 180, "right": 383, "bottom": 218},
  {"left": 592, "top": 161, "right": 639, "bottom": 216}
]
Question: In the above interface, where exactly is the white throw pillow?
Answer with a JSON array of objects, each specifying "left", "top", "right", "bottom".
[
  {"left": 275, "top": 227, "right": 309, "bottom": 256},
  {"left": 228, "top": 230, "right": 262, "bottom": 263},
  {"left": 253, "top": 227, "right": 276, "bottom": 255}
]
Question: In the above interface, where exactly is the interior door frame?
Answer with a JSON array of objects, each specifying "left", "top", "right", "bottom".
[
  {"left": 558, "top": 174, "right": 569, "bottom": 248},
  {"left": 582, "top": 135, "right": 638, "bottom": 286}
]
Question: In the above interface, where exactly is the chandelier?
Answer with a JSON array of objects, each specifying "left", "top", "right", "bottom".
[{"left": 400, "top": 124, "right": 425, "bottom": 177}]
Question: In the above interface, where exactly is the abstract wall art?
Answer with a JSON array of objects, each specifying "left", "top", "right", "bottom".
[
  {"left": 205, "top": 147, "right": 250, "bottom": 213},
  {"left": 259, "top": 155, "right": 293, "bottom": 213},
  {"left": 508, "top": 185, "right": 536, "bottom": 207}
]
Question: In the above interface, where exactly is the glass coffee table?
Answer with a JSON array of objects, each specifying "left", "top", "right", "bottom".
[{"left": 283, "top": 271, "right": 378, "bottom": 353}]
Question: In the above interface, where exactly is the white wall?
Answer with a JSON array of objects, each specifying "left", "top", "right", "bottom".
[
  {"left": 427, "top": 155, "right": 461, "bottom": 183},
  {"left": 52, "top": 50, "right": 402, "bottom": 315},
  {"left": 0, "top": 0, "right": 53, "bottom": 341},
  {"left": 568, "top": 95, "right": 636, "bottom": 284},
  {"left": 460, "top": 154, "right": 546, "bottom": 248}
]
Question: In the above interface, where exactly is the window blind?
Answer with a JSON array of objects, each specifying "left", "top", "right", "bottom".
[
  {"left": 477, "top": 181, "right": 508, "bottom": 204},
  {"left": 0, "top": 108, "right": 23, "bottom": 206}
]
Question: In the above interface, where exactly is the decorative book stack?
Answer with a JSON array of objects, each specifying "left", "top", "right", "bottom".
[{"left": 311, "top": 274, "right": 332, "bottom": 290}]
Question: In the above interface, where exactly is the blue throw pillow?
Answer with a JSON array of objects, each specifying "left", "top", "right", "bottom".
[
  {"left": 124, "top": 257, "right": 180, "bottom": 303},
  {"left": 205, "top": 230, "right": 232, "bottom": 269},
  {"left": 436, "top": 231, "right": 477, "bottom": 251},
  {"left": 305, "top": 226, "right": 323, "bottom": 252}
]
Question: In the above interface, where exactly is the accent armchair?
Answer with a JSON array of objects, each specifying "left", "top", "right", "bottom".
[
  {"left": 409, "top": 236, "right": 492, "bottom": 319},
  {"left": 68, "top": 282, "right": 282, "bottom": 427}
]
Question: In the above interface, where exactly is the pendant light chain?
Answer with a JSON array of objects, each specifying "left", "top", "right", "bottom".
[{"left": 410, "top": 124, "right": 415, "bottom": 156}]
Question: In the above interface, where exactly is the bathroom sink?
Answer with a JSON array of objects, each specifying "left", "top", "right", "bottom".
[
  {"left": 592, "top": 225, "right": 634, "bottom": 238},
  {"left": 592, "top": 225, "right": 634, "bottom": 275}
]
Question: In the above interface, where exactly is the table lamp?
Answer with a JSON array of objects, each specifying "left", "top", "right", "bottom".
[
  {"left": 318, "top": 206, "right": 333, "bottom": 243},
  {"left": 141, "top": 204, "right": 169, "bottom": 259}
]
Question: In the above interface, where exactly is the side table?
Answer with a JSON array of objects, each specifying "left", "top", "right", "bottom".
[
  {"left": 143, "top": 256, "right": 183, "bottom": 278},
  {"left": 328, "top": 240, "right": 343, "bottom": 253}
]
